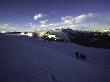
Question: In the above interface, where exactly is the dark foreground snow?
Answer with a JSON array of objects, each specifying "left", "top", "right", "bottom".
[{"left": 0, "top": 34, "right": 110, "bottom": 82}]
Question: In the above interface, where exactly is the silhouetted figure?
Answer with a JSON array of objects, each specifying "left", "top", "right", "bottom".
[
  {"left": 75, "top": 51, "right": 80, "bottom": 59},
  {"left": 80, "top": 54, "right": 86, "bottom": 61},
  {"left": 75, "top": 51, "right": 87, "bottom": 61}
]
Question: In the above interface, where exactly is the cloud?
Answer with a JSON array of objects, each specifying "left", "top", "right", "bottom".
[
  {"left": 34, "top": 13, "right": 46, "bottom": 20},
  {"left": 0, "top": 24, "right": 16, "bottom": 32},
  {"left": 60, "top": 13, "right": 110, "bottom": 30},
  {"left": 39, "top": 20, "right": 48, "bottom": 25},
  {"left": 38, "top": 20, "right": 48, "bottom": 27},
  {"left": 61, "top": 13, "right": 96, "bottom": 24},
  {"left": 61, "top": 16, "right": 73, "bottom": 24},
  {"left": 73, "top": 14, "right": 87, "bottom": 23},
  {"left": 73, "top": 13, "right": 110, "bottom": 25},
  {"left": 31, "top": 13, "right": 110, "bottom": 31},
  {"left": 25, "top": 23, "right": 37, "bottom": 27}
]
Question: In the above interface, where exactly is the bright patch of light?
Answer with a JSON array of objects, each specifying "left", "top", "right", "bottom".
[
  {"left": 20, "top": 32, "right": 33, "bottom": 37},
  {"left": 1, "top": 31, "right": 6, "bottom": 33},
  {"left": 26, "top": 33, "right": 33, "bottom": 37},
  {"left": 48, "top": 35, "right": 56, "bottom": 39},
  {"left": 20, "top": 32, "right": 25, "bottom": 35},
  {"left": 38, "top": 31, "right": 47, "bottom": 37}
]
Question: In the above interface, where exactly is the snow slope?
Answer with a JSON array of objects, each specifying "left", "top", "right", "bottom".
[
  {"left": 38, "top": 42, "right": 110, "bottom": 69},
  {"left": 0, "top": 34, "right": 110, "bottom": 82}
]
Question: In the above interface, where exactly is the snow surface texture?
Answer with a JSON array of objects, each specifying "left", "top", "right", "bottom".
[{"left": 0, "top": 34, "right": 110, "bottom": 82}]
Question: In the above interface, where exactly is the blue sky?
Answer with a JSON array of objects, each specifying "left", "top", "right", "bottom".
[{"left": 0, "top": 0, "right": 110, "bottom": 30}]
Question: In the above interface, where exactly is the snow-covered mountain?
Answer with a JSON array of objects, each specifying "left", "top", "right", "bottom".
[{"left": 0, "top": 34, "right": 110, "bottom": 82}]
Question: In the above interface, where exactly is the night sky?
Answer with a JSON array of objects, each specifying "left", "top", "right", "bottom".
[{"left": 0, "top": 0, "right": 110, "bottom": 28}]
